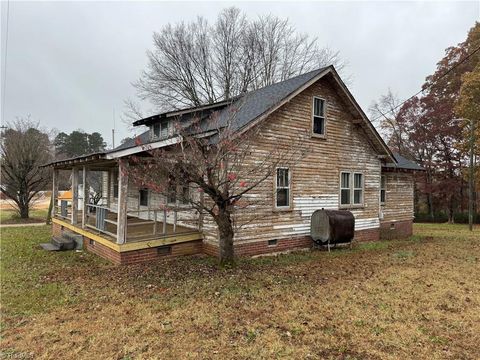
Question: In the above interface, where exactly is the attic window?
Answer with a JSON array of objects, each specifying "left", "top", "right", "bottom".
[
  {"left": 312, "top": 97, "right": 326, "bottom": 136},
  {"left": 153, "top": 119, "right": 169, "bottom": 139}
]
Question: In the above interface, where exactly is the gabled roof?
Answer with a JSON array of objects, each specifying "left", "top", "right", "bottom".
[
  {"left": 44, "top": 66, "right": 400, "bottom": 168},
  {"left": 212, "top": 67, "right": 331, "bottom": 133},
  {"left": 130, "top": 65, "right": 395, "bottom": 162}
]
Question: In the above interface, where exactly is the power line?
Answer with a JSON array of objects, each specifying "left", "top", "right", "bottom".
[
  {"left": 371, "top": 43, "right": 480, "bottom": 123},
  {"left": 2, "top": 0, "right": 10, "bottom": 125}
]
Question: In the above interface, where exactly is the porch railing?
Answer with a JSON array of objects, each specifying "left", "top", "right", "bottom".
[
  {"left": 54, "top": 200, "right": 72, "bottom": 221},
  {"left": 81, "top": 204, "right": 200, "bottom": 242},
  {"left": 125, "top": 207, "right": 200, "bottom": 242},
  {"left": 85, "top": 204, "right": 118, "bottom": 239}
]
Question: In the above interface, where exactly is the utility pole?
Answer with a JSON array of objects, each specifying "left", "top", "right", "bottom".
[
  {"left": 112, "top": 107, "right": 116, "bottom": 149},
  {"left": 454, "top": 118, "right": 476, "bottom": 231}
]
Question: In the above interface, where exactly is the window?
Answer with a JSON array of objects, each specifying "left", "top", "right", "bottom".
[
  {"left": 340, "top": 172, "right": 350, "bottom": 205},
  {"left": 139, "top": 188, "right": 149, "bottom": 207},
  {"left": 167, "top": 181, "right": 176, "bottom": 204},
  {"left": 340, "top": 172, "right": 364, "bottom": 207},
  {"left": 153, "top": 119, "right": 169, "bottom": 139},
  {"left": 276, "top": 168, "right": 290, "bottom": 208},
  {"left": 312, "top": 97, "right": 326, "bottom": 136},
  {"left": 380, "top": 175, "right": 386, "bottom": 204},
  {"left": 113, "top": 171, "right": 119, "bottom": 198},
  {"left": 353, "top": 173, "right": 363, "bottom": 205}
]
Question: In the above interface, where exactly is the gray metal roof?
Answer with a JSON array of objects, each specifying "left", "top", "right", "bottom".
[
  {"left": 383, "top": 153, "right": 424, "bottom": 171},
  {"left": 209, "top": 67, "right": 330, "bottom": 133}
]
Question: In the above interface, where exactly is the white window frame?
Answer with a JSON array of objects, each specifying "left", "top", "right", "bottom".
[
  {"left": 339, "top": 171, "right": 364, "bottom": 208},
  {"left": 152, "top": 119, "right": 169, "bottom": 140},
  {"left": 312, "top": 96, "right": 326, "bottom": 137},
  {"left": 275, "top": 167, "right": 291, "bottom": 210},
  {"left": 340, "top": 172, "right": 350, "bottom": 206},
  {"left": 380, "top": 175, "right": 386, "bottom": 205},
  {"left": 353, "top": 173, "right": 364, "bottom": 205}
]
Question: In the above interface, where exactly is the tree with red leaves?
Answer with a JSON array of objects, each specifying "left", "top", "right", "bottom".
[{"left": 371, "top": 22, "right": 480, "bottom": 222}]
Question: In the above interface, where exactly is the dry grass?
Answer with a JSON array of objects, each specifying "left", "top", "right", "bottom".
[{"left": 1, "top": 224, "right": 479, "bottom": 359}]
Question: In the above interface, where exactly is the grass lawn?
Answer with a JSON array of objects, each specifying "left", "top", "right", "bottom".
[
  {"left": 1, "top": 224, "right": 479, "bottom": 359},
  {"left": 0, "top": 208, "right": 49, "bottom": 225}
]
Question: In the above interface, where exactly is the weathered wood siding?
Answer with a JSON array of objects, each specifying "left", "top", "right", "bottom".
[
  {"left": 203, "top": 77, "right": 383, "bottom": 245},
  {"left": 381, "top": 172, "right": 414, "bottom": 222}
]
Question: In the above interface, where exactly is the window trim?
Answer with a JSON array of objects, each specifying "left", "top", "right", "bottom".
[
  {"left": 353, "top": 173, "right": 364, "bottom": 205},
  {"left": 340, "top": 172, "right": 351, "bottom": 206},
  {"left": 274, "top": 167, "right": 292, "bottom": 211},
  {"left": 339, "top": 171, "right": 365, "bottom": 209},
  {"left": 311, "top": 96, "right": 327, "bottom": 139},
  {"left": 380, "top": 175, "right": 386, "bottom": 205},
  {"left": 152, "top": 119, "right": 169, "bottom": 140}
]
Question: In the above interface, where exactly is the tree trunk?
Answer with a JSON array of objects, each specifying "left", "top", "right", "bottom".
[
  {"left": 216, "top": 206, "right": 235, "bottom": 266},
  {"left": 428, "top": 193, "right": 434, "bottom": 221},
  {"left": 448, "top": 195, "right": 455, "bottom": 224},
  {"left": 19, "top": 205, "right": 29, "bottom": 219}
]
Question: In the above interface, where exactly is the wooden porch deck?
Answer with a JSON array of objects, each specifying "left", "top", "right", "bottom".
[{"left": 52, "top": 217, "right": 203, "bottom": 253}]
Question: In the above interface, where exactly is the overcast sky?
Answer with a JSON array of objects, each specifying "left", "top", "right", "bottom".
[{"left": 1, "top": 1, "right": 478, "bottom": 147}]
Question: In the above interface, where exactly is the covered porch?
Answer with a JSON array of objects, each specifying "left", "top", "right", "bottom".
[{"left": 50, "top": 153, "right": 204, "bottom": 254}]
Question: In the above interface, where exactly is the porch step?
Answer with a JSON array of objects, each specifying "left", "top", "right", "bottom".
[
  {"left": 62, "top": 231, "right": 84, "bottom": 249},
  {"left": 40, "top": 242, "right": 61, "bottom": 251},
  {"left": 51, "top": 236, "right": 76, "bottom": 250}
]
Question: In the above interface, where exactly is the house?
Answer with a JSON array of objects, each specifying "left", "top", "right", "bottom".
[{"left": 44, "top": 66, "right": 422, "bottom": 264}]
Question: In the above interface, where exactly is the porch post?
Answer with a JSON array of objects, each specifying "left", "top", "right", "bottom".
[
  {"left": 51, "top": 168, "right": 58, "bottom": 219},
  {"left": 106, "top": 170, "right": 111, "bottom": 208},
  {"left": 116, "top": 159, "right": 128, "bottom": 244},
  {"left": 71, "top": 167, "right": 79, "bottom": 224},
  {"left": 82, "top": 166, "right": 88, "bottom": 228}
]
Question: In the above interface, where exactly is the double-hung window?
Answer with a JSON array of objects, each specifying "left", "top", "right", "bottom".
[
  {"left": 340, "top": 172, "right": 364, "bottom": 207},
  {"left": 153, "top": 119, "right": 169, "bottom": 139},
  {"left": 312, "top": 97, "right": 326, "bottom": 136},
  {"left": 340, "top": 172, "right": 350, "bottom": 205},
  {"left": 276, "top": 168, "right": 290, "bottom": 208},
  {"left": 380, "top": 175, "right": 386, "bottom": 204}
]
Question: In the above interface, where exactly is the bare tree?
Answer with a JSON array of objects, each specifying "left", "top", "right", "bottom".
[
  {"left": 130, "top": 7, "right": 346, "bottom": 118},
  {"left": 369, "top": 90, "right": 411, "bottom": 156},
  {"left": 1, "top": 118, "right": 52, "bottom": 218},
  {"left": 128, "top": 104, "right": 309, "bottom": 265}
]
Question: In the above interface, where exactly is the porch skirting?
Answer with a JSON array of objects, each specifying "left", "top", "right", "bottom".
[{"left": 52, "top": 219, "right": 413, "bottom": 265}]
